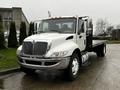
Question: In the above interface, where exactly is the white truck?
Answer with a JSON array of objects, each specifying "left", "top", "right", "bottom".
[{"left": 17, "top": 16, "right": 106, "bottom": 81}]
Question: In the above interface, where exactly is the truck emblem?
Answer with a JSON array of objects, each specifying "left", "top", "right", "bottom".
[{"left": 33, "top": 40, "right": 35, "bottom": 55}]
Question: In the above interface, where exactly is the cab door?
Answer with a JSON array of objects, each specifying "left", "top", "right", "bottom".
[{"left": 77, "top": 19, "right": 87, "bottom": 51}]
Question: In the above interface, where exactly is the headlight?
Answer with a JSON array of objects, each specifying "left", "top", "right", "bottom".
[
  {"left": 16, "top": 45, "right": 22, "bottom": 55},
  {"left": 51, "top": 51, "right": 68, "bottom": 57}
]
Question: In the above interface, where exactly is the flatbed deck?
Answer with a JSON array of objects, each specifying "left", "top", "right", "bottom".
[{"left": 92, "top": 40, "right": 106, "bottom": 48}]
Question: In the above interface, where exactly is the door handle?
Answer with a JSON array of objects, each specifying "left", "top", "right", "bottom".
[{"left": 79, "top": 35, "right": 82, "bottom": 38}]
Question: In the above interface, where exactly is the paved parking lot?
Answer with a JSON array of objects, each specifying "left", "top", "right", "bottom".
[{"left": 0, "top": 44, "right": 120, "bottom": 90}]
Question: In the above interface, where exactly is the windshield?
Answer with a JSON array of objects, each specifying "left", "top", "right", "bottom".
[{"left": 38, "top": 18, "right": 76, "bottom": 33}]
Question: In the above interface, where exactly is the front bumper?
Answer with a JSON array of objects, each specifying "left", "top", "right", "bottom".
[{"left": 18, "top": 55, "right": 70, "bottom": 70}]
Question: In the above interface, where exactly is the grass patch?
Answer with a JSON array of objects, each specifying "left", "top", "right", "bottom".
[
  {"left": 0, "top": 48, "right": 19, "bottom": 71},
  {"left": 107, "top": 40, "right": 120, "bottom": 44}
]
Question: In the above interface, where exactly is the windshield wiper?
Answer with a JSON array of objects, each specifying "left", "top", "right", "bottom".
[
  {"left": 50, "top": 30, "right": 61, "bottom": 33},
  {"left": 38, "top": 31, "right": 45, "bottom": 33},
  {"left": 38, "top": 30, "right": 62, "bottom": 33}
]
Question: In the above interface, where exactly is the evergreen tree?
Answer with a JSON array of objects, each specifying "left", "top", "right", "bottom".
[
  {"left": 19, "top": 22, "right": 27, "bottom": 45},
  {"left": 8, "top": 22, "right": 18, "bottom": 48},
  {"left": 28, "top": 22, "right": 34, "bottom": 36},
  {"left": 0, "top": 15, "right": 5, "bottom": 49}
]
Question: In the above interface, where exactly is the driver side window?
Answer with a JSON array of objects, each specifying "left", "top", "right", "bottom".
[{"left": 78, "top": 20, "right": 84, "bottom": 34}]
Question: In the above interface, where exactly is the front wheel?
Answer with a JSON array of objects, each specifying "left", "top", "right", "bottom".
[{"left": 64, "top": 53, "right": 81, "bottom": 81}]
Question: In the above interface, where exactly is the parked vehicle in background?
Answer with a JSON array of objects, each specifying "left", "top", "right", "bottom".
[{"left": 17, "top": 16, "right": 106, "bottom": 81}]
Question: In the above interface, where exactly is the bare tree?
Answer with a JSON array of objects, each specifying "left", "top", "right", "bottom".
[
  {"left": 95, "top": 18, "right": 109, "bottom": 35},
  {"left": 106, "top": 26, "right": 114, "bottom": 36}
]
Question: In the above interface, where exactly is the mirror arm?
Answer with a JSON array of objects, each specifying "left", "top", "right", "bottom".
[{"left": 78, "top": 30, "right": 80, "bottom": 35}]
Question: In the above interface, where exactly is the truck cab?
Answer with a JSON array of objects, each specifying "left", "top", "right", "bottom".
[{"left": 17, "top": 16, "right": 106, "bottom": 81}]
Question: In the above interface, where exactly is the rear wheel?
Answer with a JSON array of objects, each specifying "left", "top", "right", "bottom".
[
  {"left": 96, "top": 44, "right": 106, "bottom": 57},
  {"left": 20, "top": 66, "right": 35, "bottom": 75},
  {"left": 64, "top": 53, "right": 81, "bottom": 81}
]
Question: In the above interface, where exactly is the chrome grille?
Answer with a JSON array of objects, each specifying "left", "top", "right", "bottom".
[
  {"left": 34, "top": 42, "right": 48, "bottom": 55},
  {"left": 22, "top": 42, "right": 33, "bottom": 55},
  {"left": 22, "top": 42, "right": 48, "bottom": 56}
]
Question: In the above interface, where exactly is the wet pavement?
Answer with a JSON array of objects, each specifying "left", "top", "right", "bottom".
[{"left": 0, "top": 44, "right": 120, "bottom": 90}]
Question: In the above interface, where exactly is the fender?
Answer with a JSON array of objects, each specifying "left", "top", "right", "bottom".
[{"left": 45, "top": 40, "right": 80, "bottom": 57}]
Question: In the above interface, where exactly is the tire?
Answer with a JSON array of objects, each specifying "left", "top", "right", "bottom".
[
  {"left": 20, "top": 66, "right": 35, "bottom": 75},
  {"left": 97, "top": 44, "right": 106, "bottom": 57},
  {"left": 64, "top": 53, "right": 81, "bottom": 81}
]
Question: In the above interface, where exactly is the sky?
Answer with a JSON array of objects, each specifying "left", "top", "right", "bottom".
[{"left": 1, "top": 0, "right": 120, "bottom": 26}]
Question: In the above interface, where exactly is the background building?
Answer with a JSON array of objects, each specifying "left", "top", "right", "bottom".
[
  {"left": 0, "top": 7, "right": 29, "bottom": 35},
  {"left": 111, "top": 29, "right": 120, "bottom": 40}
]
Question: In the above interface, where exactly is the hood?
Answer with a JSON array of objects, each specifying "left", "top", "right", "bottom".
[
  {"left": 24, "top": 33, "right": 75, "bottom": 42},
  {"left": 24, "top": 33, "right": 76, "bottom": 49}
]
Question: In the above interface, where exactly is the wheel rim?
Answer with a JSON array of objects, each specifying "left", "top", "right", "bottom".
[
  {"left": 72, "top": 58, "right": 79, "bottom": 75},
  {"left": 104, "top": 46, "right": 106, "bottom": 54}
]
